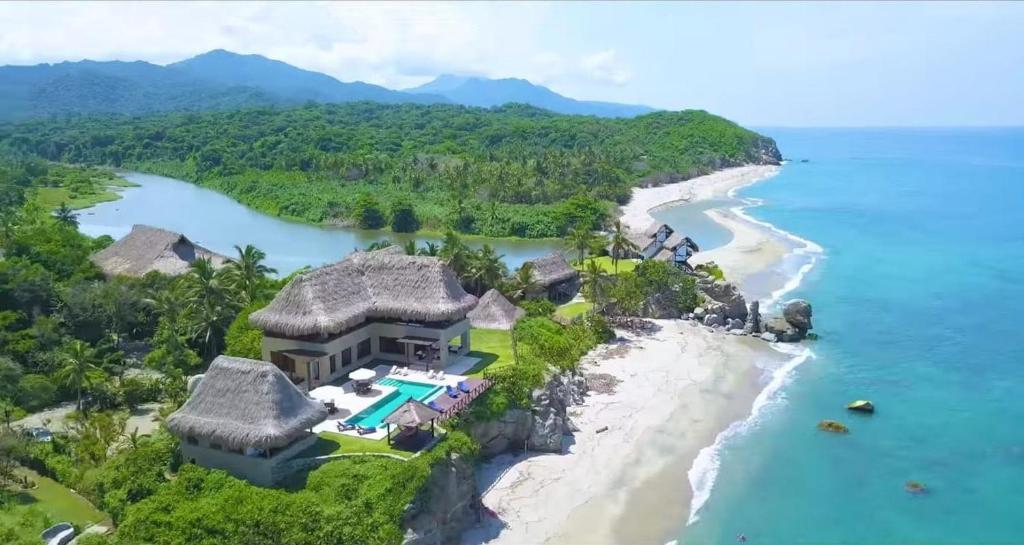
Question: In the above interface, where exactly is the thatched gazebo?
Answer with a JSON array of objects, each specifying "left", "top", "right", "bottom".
[
  {"left": 384, "top": 398, "right": 442, "bottom": 446},
  {"left": 166, "top": 356, "right": 328, "bottom": 485},
  {"left": 467, "top": 289, "right": 526, "bottom": 330},
  {"left": 91, "top": 224, "right": 229, "bottom": 277},
  {"left": 522, "top": 253, "right": 580, "bottom": 302}
]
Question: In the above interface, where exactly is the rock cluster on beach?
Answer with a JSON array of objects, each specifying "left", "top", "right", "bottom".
[{"left": 681, "top": 268, "right": 815, "bottom": 343}]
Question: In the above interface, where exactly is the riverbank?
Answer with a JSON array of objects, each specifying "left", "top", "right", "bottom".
[{"left": 463, "top": 322, "right": 787, "bottom": 545}]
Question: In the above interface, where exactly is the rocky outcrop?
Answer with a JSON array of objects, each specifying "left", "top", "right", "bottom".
[
  {"left": 817, "top": 420, "right": 849, "bottom": 434},
  {"left": 783, "top": 300, "right": 813, "bottom": 332},
  {"left": 847, "top": 400, "right": 875, "bottom": 414},
  {"left": 402, "top": 453, "right": 477, "bottom": 545},
  {"left": 703, "top": 314, "right": 724, "bottom": 328},
  {"left": 699, "top": 280, "right": 748, "bottom": 322},
  {"left": 764, "top": 317, "right": 802, "bottom": 342},
  {"left": 726, "top": 318, "right": 744, "bottom": 331},
  {"left": 466, "top": 409, "right": 532, "bottom": 457},
  {"left": 743, "top": 301, "right": 762, "bottom": 334},
  {"left": 467, "top": 371, "right": 586, "bottom": 457}
]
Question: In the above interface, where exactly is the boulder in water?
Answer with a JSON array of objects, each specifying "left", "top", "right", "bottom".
[
  {"left": 817, "top": 420, "right": 849, "bottom": 434},
  {"left": 759, "top": 332, "right": 778, "bottom": 343},
  {"left": 765, "top": 317, "right": 803, "bottom": 342},
  {"left": 905, "top": 480, "right": 927, "bottom": 494},
  {"left": 783, "top": 300, "right": 813, "bottom": 331},
  {"left": 847, "top": 400, "right": 875, "bottom": 413}
]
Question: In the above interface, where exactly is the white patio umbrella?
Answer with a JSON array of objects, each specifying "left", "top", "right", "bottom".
[{"left": 348, "top": 368, "right": 376, "bottom": 382}]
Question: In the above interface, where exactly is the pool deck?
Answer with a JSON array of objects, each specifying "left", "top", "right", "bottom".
[{"left": 309, "top": 362, "right": 472, "bottom": 440}]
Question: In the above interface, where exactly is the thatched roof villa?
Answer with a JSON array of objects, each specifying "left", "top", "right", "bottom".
[
  {"left": 90, "top": 224, "right": 229, "bottom": 277},
  {"left": 522, "top": 253, "right": 580, "bottom": 302},
  {"left": 250, "top": 250, "right": 478, "bottom": 390},
  {"left": 167, "top": 355, "right": 327, "bottom": 486},
  {"left": 468, "top": 288, "right": 526, "bottom": 330}
]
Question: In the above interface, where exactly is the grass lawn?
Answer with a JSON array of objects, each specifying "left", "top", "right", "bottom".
[
  {"left": 33, "top": 177, "right": 137, "bottom": 211},
  {"left": 464, "top": 328, "right": 514, "bottom": 377},
  {"left": 575, "top": 256, "right": 638, "bottom": 275},
  {"left": 555, "top": 301, "right": 594, "bottom": 321},
  {"left": 0, "top": 468, "right": 108, "bottom": 533},
  {"left": 300, "top": 432, "right": 414, "bottom": 459}
]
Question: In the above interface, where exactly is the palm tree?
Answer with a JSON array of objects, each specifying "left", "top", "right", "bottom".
[
  {"left": 581, "top": 259, "right": 612, "bottom": 312},
  {"left": 402, "top": 239, "right": 418, "bottom": 256},
  {"left": 418, "top": 241, "right": 440, "bottom": 257},
  {"left": 225, "top": 244, "right": 276, "bottom": 306},
  {"left": 54, "top": 203, "right": 79, "bottom": 228},
  {"left": 439, "top": 230, "right": 471, "bottom": 279},
  {"left": 608, "top": 220, "right": 639, "bottom": 273},
  {"left": 565, "top": 226, "right": 596, "bottom": 265},
  {"left": 505, "top": 263, "right": 538, "bottom": 302},
  {"left": 183, "top": 258, "right": 234, "bottom": 360},
  {"left": 467, "top": 245, "right": 507, "bottom": 295},
  {"left": 55, "top": 340, "right": 105, "bottom": 413},
  {"left": 365, "top": 240, "right": 393, "bottom": 251}
]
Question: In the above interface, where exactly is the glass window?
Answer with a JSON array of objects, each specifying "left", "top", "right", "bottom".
[
  {"left": 342, "top": 347, "right": 352, "bottom": 366},
  {"left": 311, "top": 360, "right": 320, "bottom": 380},
  {"left": 357, "top": 338, "right": 372, "bottom": 359},
  {"left": 329, "top": 354, "right": 337, "bottom": 374},
  {"left": 379, "top": 336, "right": 404, "bottom": 355}
]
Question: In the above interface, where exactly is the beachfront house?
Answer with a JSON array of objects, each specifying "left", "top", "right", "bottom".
[
  {"left": 166, "top": 355, "right": 328, "bottom": 486},
  {"left": 522, "top": 253, "right": 581, "bottom": 302},
  {"left": 90, "top": 224, "right": 229, "bottom": 277},
  {"left": 611, "top": 222, "right": 673, "bottom": 261},
  {"left": 249, "top": 250, "right": 478, "bottom": 390},
  {"left": 653, "top": 233, "right": 700, "bottom": 270}
]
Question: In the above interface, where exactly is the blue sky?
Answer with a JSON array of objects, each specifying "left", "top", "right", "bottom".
[{"left": 1, "top": 1, "right": 1021, "bottom": 126}]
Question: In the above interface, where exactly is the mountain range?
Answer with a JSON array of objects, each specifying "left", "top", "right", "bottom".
[{"left": 0, "top": 50, "right": 656, "bottom": 122}]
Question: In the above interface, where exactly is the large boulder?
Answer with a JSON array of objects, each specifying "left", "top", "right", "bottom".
[
  {"left": 467, "top": 408, "right": 532, "bottom": 457},
  {"left": 765, "top": 317, "right": 803, "bottom": 342},
  {"left": 727, "top": 318, "right": 744, "bottom": 331},
  {"left": 743, "top": 301, "right": 762, "bottom": 334},
  {"left": 402, "top": 453, "right": 477, "bottom": 545},
  {"left": 701, "top": 281, "right": 748, "bottom": 321},
  {"left": 528, "top": 373, "right": 573, "bottom": 452},
  {"left": 703, "top": 314, "right": 725, "bottom": 328},
  {"left": 783, "top": 300, "right": 813, "bottom": 332}
]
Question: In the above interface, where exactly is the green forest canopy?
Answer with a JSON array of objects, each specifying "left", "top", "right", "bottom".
[{"left": 0, "top": 102, "right": 780, "bottom": 238}]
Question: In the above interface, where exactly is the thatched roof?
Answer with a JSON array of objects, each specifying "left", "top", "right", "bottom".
[
  {"left": 90, "top": 224, "right": 229, "bottom": 277},
  {"left": 166, "top": 356, "right": 327, "bottom": 450},
  {"left": 468, "top": 289, "right": 526, "bottom": 330},
  {"left": 523, "top": 253, "right": 579, "bottom": 288},
  {"left": 384, "top": 399, "right": 440, "bottom": 428},
  {"left": 250, "top": 250, "right": 477, "bottom": 337},
  {"left": 643, "top": 222, "right": 672, "bottom": 238},
  {"left": 664, "top": 233, "right": 699, "bottom": 253}
]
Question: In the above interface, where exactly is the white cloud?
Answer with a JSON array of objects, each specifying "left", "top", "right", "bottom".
[{"left": 578, "top": 49, "right": 633, "bottom": 86}]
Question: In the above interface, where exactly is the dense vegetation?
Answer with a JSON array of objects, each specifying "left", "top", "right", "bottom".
[{"left": 0, "top": 102, "right": 779, "bottom": 237}]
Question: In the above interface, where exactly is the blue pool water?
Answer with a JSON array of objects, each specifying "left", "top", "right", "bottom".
[
  {"left": 678, "top": 128, "right": 1024, "bottom": 544},
  {"left": 345, "top": 378, "right": 443, "bottom": 429}
]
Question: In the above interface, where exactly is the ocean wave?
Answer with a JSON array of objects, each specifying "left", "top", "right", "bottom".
[
  {"left": 687, "top": 345, "right": 815, "bottom": 525},
  {"left": 686, "top": 169, "right": 823, "bottom": 526}
]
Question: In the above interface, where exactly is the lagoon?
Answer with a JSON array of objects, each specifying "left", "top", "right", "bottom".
[{"left": 77, "top": 173, "right": 565, "bottom": 274}]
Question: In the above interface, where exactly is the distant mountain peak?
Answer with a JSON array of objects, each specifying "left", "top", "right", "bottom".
[{"left": 406, "top": 74, "right": 654, "bottom": 118}]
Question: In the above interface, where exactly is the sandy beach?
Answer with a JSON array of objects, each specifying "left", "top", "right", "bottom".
[
  {"left": 462, "top": 163, "right": 799, "bottom": 545},
  {"left": 462, "top": 322, "right": 785, "bottom": 545}
]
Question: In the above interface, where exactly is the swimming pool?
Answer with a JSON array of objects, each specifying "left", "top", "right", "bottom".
[{"left": 345, "top": 378, "right": 443, "bottom": 429}]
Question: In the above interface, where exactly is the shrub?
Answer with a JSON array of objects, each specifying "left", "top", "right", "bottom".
[
  {"left": 389, "top": 199, "right": 420, "bottom": 233},
  {"left": 519, "top": 299, "right": 555, "bottom": 318},
  {"left": 16, "top": 374, "right": 56, "bottom": 411},
  {"left": 224, "top": 303, "right": 265, "bottom": 360},
  {"left": 353, "top": 193, "right": 386, "bottom": 230}
]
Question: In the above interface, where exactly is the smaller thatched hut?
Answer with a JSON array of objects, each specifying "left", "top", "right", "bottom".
[
  {"left": 167, "top": 355, "right": 327, "bottom": 486},
  {"left": 468, "top": 289, "right": 526, "bottom": 330},
  {"left": 90, "top": 224, "right": 229, "bottom": 277},
  {"left": 384, "top": 399, "right": 441, "bottom": 445},
  {"left": 523, "top": 253, "right": 580, "bottom": 302}
]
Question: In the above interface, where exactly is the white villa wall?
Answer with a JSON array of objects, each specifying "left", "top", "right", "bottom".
[
  {"left": 180, "top": 433, "right": 319, "bottom": 487},
  {"left": 262, "top": 319, "right": 471, "bottom": 388}
]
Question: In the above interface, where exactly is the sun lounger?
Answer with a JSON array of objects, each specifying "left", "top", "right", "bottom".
[
  {"left": 446, "top": 385, "right": 460, "bottom": 399},
  {"left": 390, "top": 365, "right": 398, "bottom": 375},
  {"left": 437, "top": 371, "right": 445, "bottom": 380},
  {"left": 427, "top": 370, "right": 436, "bottom": 379},
  {"left": 428, "top": 400, "right": 445, "bottom": 413},
  {"left": 458, "top": 381, "right": 472, "bottom": 394},
  {"left": 357, "top": 426, "right": 376, "bottom": 435},
  {"left": 337, "top": 422, "right": 356, "bottom": 432}
]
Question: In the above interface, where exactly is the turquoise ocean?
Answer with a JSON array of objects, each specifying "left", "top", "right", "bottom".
[{"left": 678, "top": 128, "right": 1024, "bottom": 544}]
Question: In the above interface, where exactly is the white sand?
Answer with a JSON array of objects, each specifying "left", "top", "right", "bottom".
[
  {"left": 619, "top": 165, "right": 780, "bottom": 232},
  {"left": 461, "top": 164, "right": 795, "bottom": 545},
  {"left": 462, "top": 323, "right": 784, "bottom": 545}
]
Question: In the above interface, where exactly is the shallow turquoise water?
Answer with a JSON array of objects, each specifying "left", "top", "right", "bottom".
[
  {"left": 347, "top": 378, "right": 442, "bottom": 429},
  {"left": 681, "top": 128, "right": 1024, "bottom": 544}
]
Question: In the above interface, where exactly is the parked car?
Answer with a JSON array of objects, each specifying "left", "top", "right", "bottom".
[{"left": 26, "top": 426, "right": 54, "bottom": 442}]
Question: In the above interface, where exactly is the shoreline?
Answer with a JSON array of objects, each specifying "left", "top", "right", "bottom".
[{"left": 463, "top": 163, "right": 822, "bottom": 545}]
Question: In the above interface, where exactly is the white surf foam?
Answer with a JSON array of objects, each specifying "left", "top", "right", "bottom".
[
  {"left": 687, "top": 344, "right": 814, "bottom": 525},
  {"left": 686, "top": 168, "right": 824, "bottom": 526}
]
